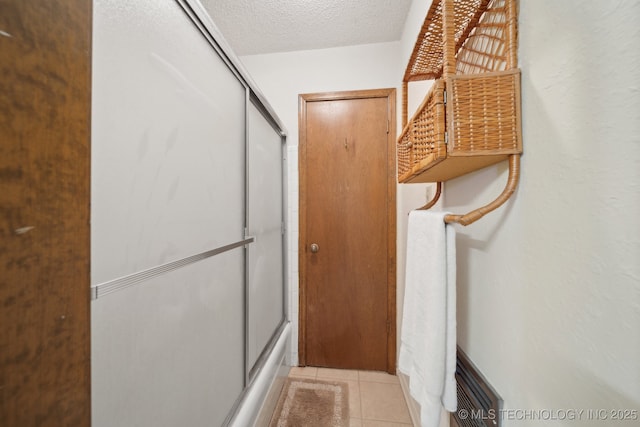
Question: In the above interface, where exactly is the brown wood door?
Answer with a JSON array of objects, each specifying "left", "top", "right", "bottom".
[
  {"left": 299, "top": 89, "right": 396, "bottom": 372},
  {"left": 0, "top": 1, "right": 91, "bottom": 425}
]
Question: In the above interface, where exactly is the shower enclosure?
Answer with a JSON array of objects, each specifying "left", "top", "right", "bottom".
[{"left": 90, "top": 1, "right": 289, "bottom": 425}]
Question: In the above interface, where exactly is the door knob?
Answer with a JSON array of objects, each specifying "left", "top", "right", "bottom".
[{"left": 310, "top": 243, "right": 319, "bottom": 253}]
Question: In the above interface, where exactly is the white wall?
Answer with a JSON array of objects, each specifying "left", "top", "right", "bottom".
[
  {"left": 400, "top": 0, "right": 640, "bottom": 426},
  {"left": 242, "top": 0, "right": 640, "bottom": 424},
  {"left": 240, "top": 41, "right": 433, "bottom": 366},
  {"left": 241, "top": 41, "right": 401, "bottom": 145}
]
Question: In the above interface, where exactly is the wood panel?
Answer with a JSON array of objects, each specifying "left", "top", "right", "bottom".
[
  {"left": 0, "top": 1, "right": 92, "bottom": 425},
  {"left": 299, "top": 89, "right": 397, "bottom": 372}
]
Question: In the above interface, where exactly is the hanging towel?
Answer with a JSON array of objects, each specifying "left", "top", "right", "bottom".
[{"left": 398, "top": 210, "right": 457, "bottom": 427}]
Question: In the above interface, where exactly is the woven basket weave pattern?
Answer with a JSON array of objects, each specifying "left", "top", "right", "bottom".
[
  {"left": 397, "top": 131, "right": 412, "bottom": 177},
  {"left": 448, "top": 71, "right": 520, "bottom": 153},
  {"left": 406, "top": 0, "right": 487, "bottom": 80},
  {"left": 411, "top": 81, "right": 446, "bottom": 163},
  {"left": 456, "top": 0, "right": 510, "bottom": 74}
]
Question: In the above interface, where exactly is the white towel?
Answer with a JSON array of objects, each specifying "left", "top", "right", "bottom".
[{"left": 398, "top": 211, "right": 457, "bottom": 427}]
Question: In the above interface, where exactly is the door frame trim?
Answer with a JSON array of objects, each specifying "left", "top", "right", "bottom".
[{"left": 297, "top": 88, "right": 397, "bottom": 373}]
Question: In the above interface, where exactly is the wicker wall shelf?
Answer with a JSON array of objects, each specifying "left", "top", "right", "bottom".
[{"left": 398, "top": 0, "right": 522, "bottom": 224}]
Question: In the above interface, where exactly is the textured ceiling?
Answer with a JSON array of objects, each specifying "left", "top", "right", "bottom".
[{"left": 200, "top": 0, "right": 413, "bottom": 56}]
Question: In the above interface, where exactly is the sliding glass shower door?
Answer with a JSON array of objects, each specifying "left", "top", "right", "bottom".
[
  {"left": 91, "top": 1, "right": 287, "bottom": 426},
  {"left": 246, "top": 99, "right": 286, "bottom": 378}
]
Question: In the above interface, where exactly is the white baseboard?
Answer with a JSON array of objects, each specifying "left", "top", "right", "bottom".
[
  {"left": 398, "top": 372, "right": 450, "bottom": 427},
  {"left": 398, "top": 372, "right": 420, "bottom": 427}
]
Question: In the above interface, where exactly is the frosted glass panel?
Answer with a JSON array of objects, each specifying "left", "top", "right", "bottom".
[
  {"left": 247, "top": 102, "right": 285, "bottom": 371},
  {"left": 91, "top": 0, "right": 246, "bottom": 285},
  {"left": 91, "top": 250, "right": 245, "bottom": 427},
  {"left": 91, "top": 1, "right": 288, "bottom": 425}
]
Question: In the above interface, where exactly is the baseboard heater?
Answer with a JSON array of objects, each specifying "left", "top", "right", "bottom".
[{"left": 452, "top": 347, "right": 503, "bottom": 427}]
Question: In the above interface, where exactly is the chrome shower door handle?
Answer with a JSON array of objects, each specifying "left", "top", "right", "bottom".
[{"left": 310, "top": 243, "right": 319, "bottom": 253}]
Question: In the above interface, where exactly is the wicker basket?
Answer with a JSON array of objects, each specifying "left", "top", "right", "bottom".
[
  {"left": 398, "top": 79, "right": 446, "bottom": 182},
  {"left": 397, "top": 0, "right": 522, "bottom": 183}
]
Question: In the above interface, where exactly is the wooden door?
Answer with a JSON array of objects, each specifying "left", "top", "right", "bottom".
[
  {"left": 299, "top": 89, "right": 396, "bottom": 372},
  {"left": 0, "top": 1, "right": 91, "bottom": 425}
]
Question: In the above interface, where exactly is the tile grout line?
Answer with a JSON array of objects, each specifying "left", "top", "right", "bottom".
[
  {"left": 356, "top": 370, "right": 362, "bottom": 423},
  {"left": 290, "top": 369, "right": 413, "bottom": 425},
  {"left": 354, "top": 370, "right": 360, "bottom": 423}
]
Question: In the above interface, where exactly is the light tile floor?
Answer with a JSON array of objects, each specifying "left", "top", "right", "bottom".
[{"left": 289, "top": 367, "right": 414, "bottom": 427}]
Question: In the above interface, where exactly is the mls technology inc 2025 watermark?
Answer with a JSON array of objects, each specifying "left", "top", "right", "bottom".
[{"left": 457, "top": 408, "right": 638, "bottom": 422}]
